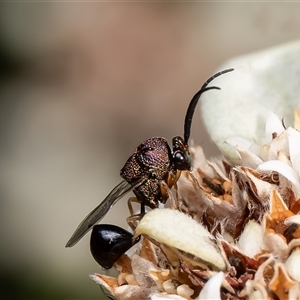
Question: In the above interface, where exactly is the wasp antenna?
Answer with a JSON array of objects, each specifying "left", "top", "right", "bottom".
[
  {"left": 184, "top": 86, "right": 220, "bottom": 144},
  {"left": 200, "top": 68, "right": 234, "bottom": 90},
  {"left": 183, "top": 68, "right": 234, "bottom": 144}
]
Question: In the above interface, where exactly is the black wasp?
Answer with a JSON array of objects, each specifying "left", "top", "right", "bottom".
[{"left": 66, "top": 68, "right": 234, "bottom": 269}]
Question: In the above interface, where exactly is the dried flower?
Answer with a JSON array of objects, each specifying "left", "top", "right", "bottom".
[
  {"left": 90, "top": 108, "right": 300, "bottom": 299},
  {"left": 90, "top": 42, "right": 300, "bottom": 299}
]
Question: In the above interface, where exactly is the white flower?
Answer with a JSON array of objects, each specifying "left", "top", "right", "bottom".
[
  {"left": 200, "top": 40, "right": 300, "bottom": 164},
  {"left": 90, "top": 41, "right": 300, "bottom": 299}
]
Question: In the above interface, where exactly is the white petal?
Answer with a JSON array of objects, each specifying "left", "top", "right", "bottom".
[
  {"left": 207, "top": 160, "right": 230, "bottom": 182},
  {"left": 235, "top": 146, "right": 263, "bottom": 169},
  {"left": 162, "top": 280, "right": 177, "bottom": 294},
  {"left": 237, "top": 220, "right": 263, "bottom": 258},
  {"left": 284, "top": 215, "right": 300, "bottom": 226},
  {"left": 263, "top": 232, "right": 288, "bottom": 258},
  {"left": 196, "top": 271, "right": 224, "bottom": 300},
  {"left": 176, "top": 285, "right": 194, "bottom": 299},
  {"left": 226, "top": 136, "right": 254, "bottom": 150},
  {"left": 191, "top": 146, "right": 214, "bottom": 175},
  {"left": 289, "top": 283, "right": 300, "bottom": 300},
  {"left": 285, "top": 247, "right": 300, "bottom": 281},
  {"left": 267, "top": 130, "right": 289, "bottom": 160},
  {"left": 151, "top": 294, "right": 186, "bottom": 300},
  {"left": 264, "top": 111, "right": 285, "bottom": 143},
  {"left": 249, "top": 290, "right": 267, "bottom": 300},
  {"left": 260, "top": 144, "right": 277, "bottom": 161},
  {"left": 135, "top": 209, "right": 226, "bottom": 270},
  {"left": 257, "top": 160, "right": 300, "bottom": 196},
  {"left": 288, "top": 127, "right": 300, "bottom": 176},
  {"left": 200, "top": 41, "right": 300, "bottom": 162}
]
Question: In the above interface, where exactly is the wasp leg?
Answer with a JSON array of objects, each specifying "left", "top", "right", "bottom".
[
  {"left": 126, "top": 214, "right": 144, "bottom": 232},
  {"left": 126, "top": 197, "right": 145, "bottom": 231},
  {"left": 166, "top": 170, "right": 181, "bottom": 188},
  {"left": 127, "top": 196, "right": 140, "bottom": 216},
  {"left": 161, "top": 170, "right": 181, "bottom": 209},
  {"left": 173, "top": 170, "right": 182, "bottom": 210},
  {"left": 160, "top": 181, "right": 177, "bottom": 210}
]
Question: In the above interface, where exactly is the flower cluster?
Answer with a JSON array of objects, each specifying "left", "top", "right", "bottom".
[{"left": 91, "top": 110, "right": 300, "bottom": 300}]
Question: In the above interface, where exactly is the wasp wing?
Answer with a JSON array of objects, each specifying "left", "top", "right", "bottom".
[{"left": 66, "top": 178, "right": 145, "bottom": 247}]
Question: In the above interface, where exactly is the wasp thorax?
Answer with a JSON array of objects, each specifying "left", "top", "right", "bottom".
[
  {"left": 120, "top": 137, "right": 173, "bottom": 208},
  {"left": 120, "top": 137, "right": 172, "bottom": 184},
  {"left": 137, "top": 138, "right": 172, "bottom": 171}
]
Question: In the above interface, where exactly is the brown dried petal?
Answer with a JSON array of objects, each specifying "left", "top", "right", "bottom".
[
  {"left": 115, "top": 254, "right": 133, "bottom": 274},
  {"left": 131, "top": 254, "right": 157, "bottom": 288},
  {"left": 114, "top": 285, "right": 150, "bottom": 300},
  {"left": 294, "top": 109, "right": 300, "bottom": 131},
  {"left": 269, "top": 189, "right": 288, "bottom": 214},
  {"left": 140, "top": 237, "right": 159, "bottom": 266},
  {"left": 90, "top": 273, "right": 118, "bottom": 291},
  {"left": 176, "top": 284, "right": 194, "bottom": 299},
  {"left": 268, "top": 263, "right": 295, "bottom": 300},
  {"left": 149, "top": 269, "right": 172, "bottom": 291},
  {"left": 162, "top": 279, "right": 177, "bottom": 294}
]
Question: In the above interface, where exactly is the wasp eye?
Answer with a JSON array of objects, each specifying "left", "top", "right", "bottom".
[
  {"left": 174, "top": 151, "right": 191, "bottom": 170},
  {"left": 175, "top": 152, "right": 185, "bottom": 164}
]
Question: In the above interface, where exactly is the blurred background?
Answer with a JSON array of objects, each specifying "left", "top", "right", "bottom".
[{"left": 1, "top": 2, "right": 300, "bottom": 299}]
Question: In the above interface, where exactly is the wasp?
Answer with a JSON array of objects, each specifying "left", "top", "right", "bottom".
[{"left": 66, "top": 68, "right": 234, "bottom": 268}]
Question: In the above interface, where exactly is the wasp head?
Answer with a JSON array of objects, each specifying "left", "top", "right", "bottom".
[{"left": 172, "top": 136, "right": 191, "bottom": 171}]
